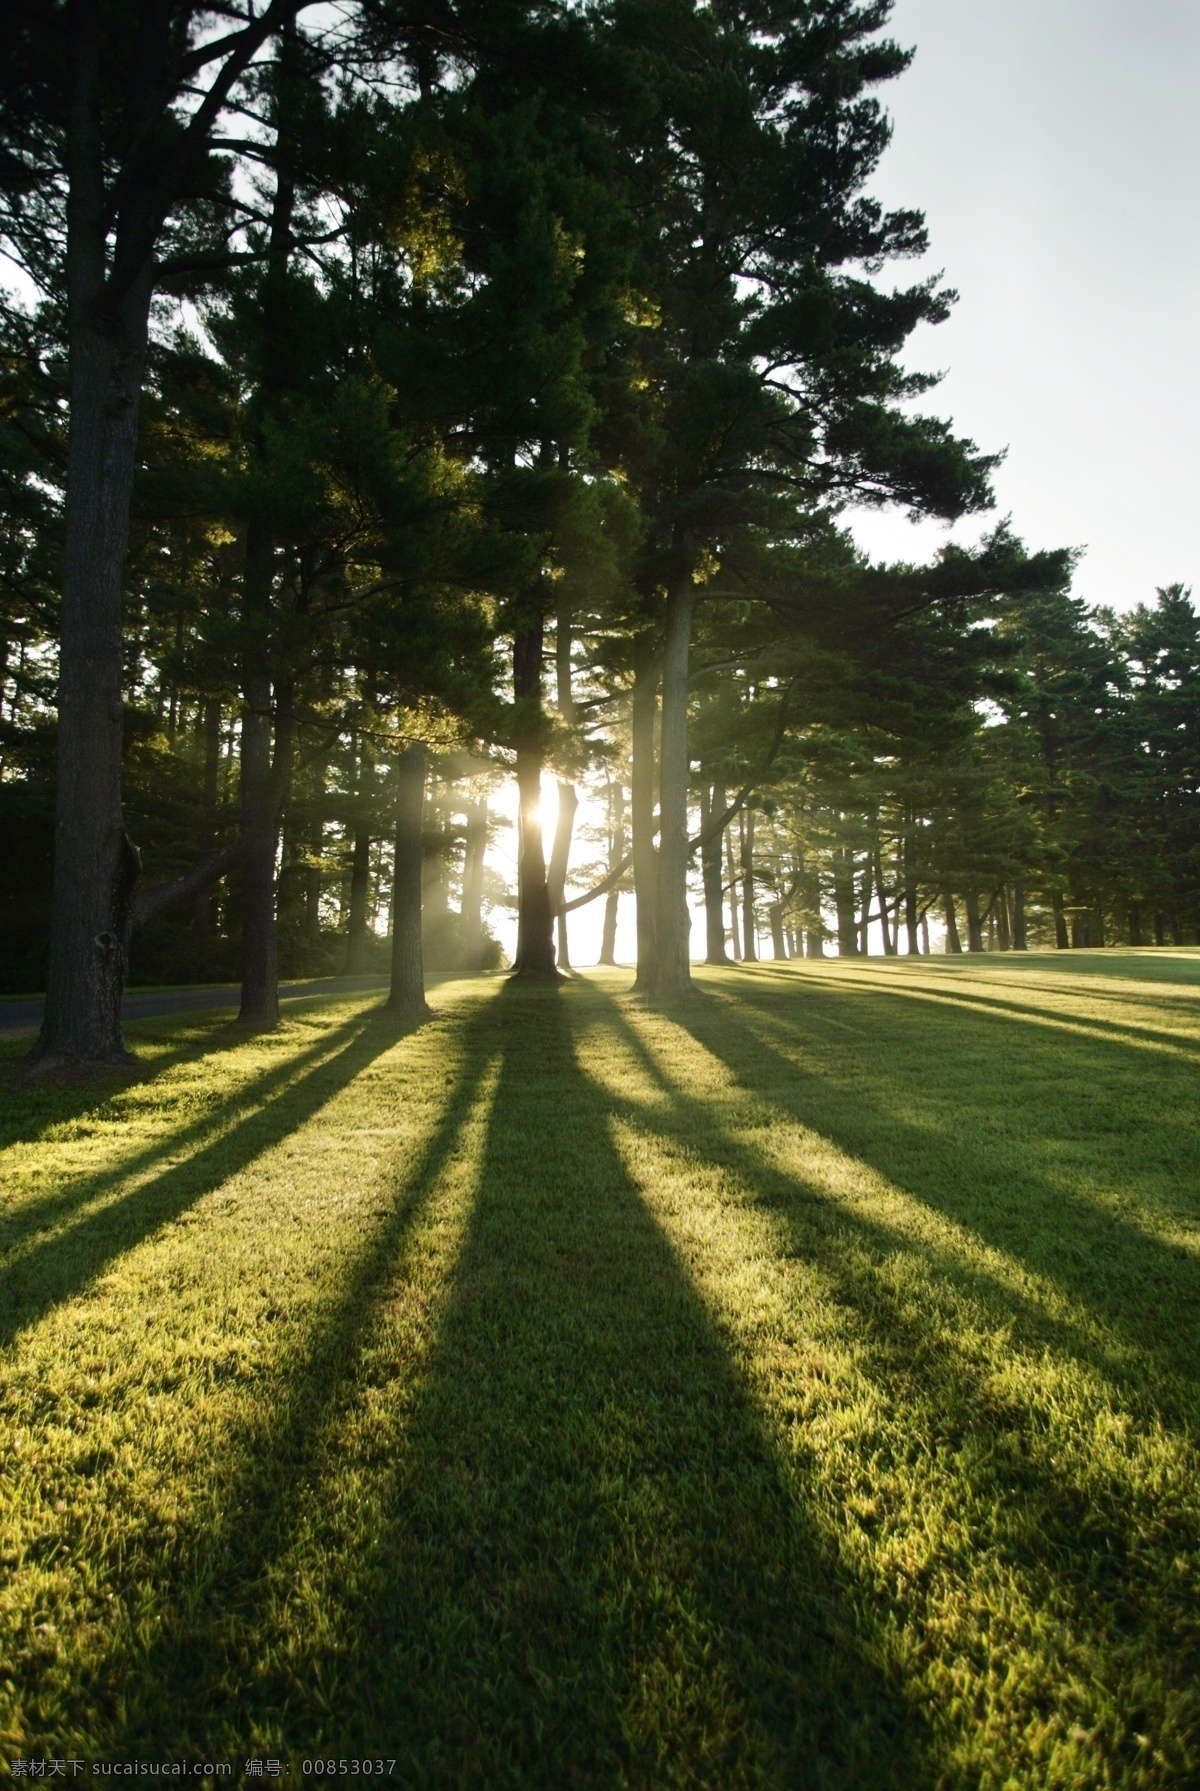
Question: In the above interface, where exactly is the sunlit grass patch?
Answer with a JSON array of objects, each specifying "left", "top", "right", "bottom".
[{"left": 0, "top": 958, "right": 1197, "bottom": 1785}]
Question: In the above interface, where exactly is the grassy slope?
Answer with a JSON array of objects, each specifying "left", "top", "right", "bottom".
[{"left": 0, "top": 955, "right": 1197, "bottom": 1787}]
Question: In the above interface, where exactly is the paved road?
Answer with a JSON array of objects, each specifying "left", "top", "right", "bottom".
[{"left": 0, "top": 973, "right": 401, "bottom": 1038}]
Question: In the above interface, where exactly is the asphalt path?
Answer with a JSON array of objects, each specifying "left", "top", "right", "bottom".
[{"left": 0, "top": 973, "right": 407, "bottom": 1038}]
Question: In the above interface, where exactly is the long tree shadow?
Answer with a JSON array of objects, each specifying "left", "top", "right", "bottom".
[
  {"left": 162, "top": 978, "right": 939, "bottom": 1786},
  {"left": 0, "top": 1008, "right": 406, "bottom": 1348},
  {"left": 70, "top": 995, "right": 505, "bottom": 1755},
  {"left": 672, "top": 981, "right": 1200, "bottom": 1403},
  {"left": 587, "top": 994, "right": 1200, "bottom": 1773}
]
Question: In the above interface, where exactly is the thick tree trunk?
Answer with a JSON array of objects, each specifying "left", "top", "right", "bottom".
[
  {"left": 995, "top": 885, "right": 1012, "bottom": 951},
  {"left": 943, "top": 891, "right": 963, "bottom": 954},
  {"left": 599, "top": 780, "right": 624, "bottom": 966},
  {"left": 649, "top": 582, "right": 694, "bottom": 992},
  {"left": 36, "top": 282, "right": 152, "bottom": 1063},
  {"left": 548, "top": 781, "right": 578, "bottom": 970},
  {"left": 723, "top": 826, "right": 741, "bottom": 958},
  {"left": 462, "top": 796, "right": 487, "bottom": 974},
  {"left": 964, "top": 888, "right": 984, "bottom": 954},
  {"left": 1128, "top": 901, "right": 1142, "bottom": 947},
  {"left": 920, "top": 912, "right": 931, "bottom": 955},
  {"left": 388, "top": 744, "right": 428, "bottom": 1014},
  {"left": 512, "top": 623, "right": 557, "bottom": 977},
  {"left": 740, "top": 807, "right": 757, "bottom": 962},
  {"left": 859, "top": 867, "right": 872, "bottom": 957},
  {"left": 702, "top": 780, "right": 728, "bottom": 964},
  {"left": 631, "top": 640, "right": 659, "bottom": 988},
  {"left": 903, "top": 825, "right": 920, "bottom": 955},
  {"left": 1052, "top": 889, "right": 1070, "bottom": 949},
  {"left": 344, "top": 733, "right": 375, "bottom": 975},
  {"left": 768, "top": 901, "right": 787, "bottom": 959},
  {"left": 874, "top": 848, "right": 895, "bottom": 956},
  {"left": 236, "top": 523, "right": 285, "bottom": 1028},
  {"left": 194, "top": 698, "right": 222, "bottom": 934},
  {"left": 835, "top": 851, "right": 858, "bottom": 957},
  {"left": 1012, "top": 879, "right": 1028, "bottom": 951}
]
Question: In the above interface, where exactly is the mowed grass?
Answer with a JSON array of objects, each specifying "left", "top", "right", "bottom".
[{"left": 1, "top": 954, "right": 1198, "bottom": 1787}]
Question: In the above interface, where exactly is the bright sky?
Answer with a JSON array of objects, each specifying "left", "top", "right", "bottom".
[
  {"left": 848, "top": 0, "right": 1200, "bottom": 613},
  {"left": 493, "top": 3, "right": 1200, "bottom": 966}
]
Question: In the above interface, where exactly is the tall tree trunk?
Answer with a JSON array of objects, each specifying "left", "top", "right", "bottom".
[
  {"left": 344, "top": 730, "right": 375, "bottom": 974},
  {"left": 964, "top": 888, "right": 984, "bottom": 954},
  {"left": 1012, "top": 879, "right": 1028, "bottom": 951},
  {"left": 461, "top": 796, "right": 487, "bottom": 974},
  {"left": 943, "top": 891, "right": 963, "bottom": 954},
  {"left": 650, "top": 581, "right": 695, "bottom": 992},
  {"left": 903, "top": 823, "right": 920, "bottom": 955},
  {"left": 1051, "top": 889, "right": 1070, "bottom": 949},
  {"left": 548, "top": 606, "right": 578, "bottom": 971},
  {"left": 874, "top": 848, "right": 895, "bottom": 956},
  {"left": 236, "top": 527, "right": 283, "bottom": 1028},
  {"left": 512, "top": 622, "right": 557, "bottom": 977},
  {"left": 599, "top": 779, "right": 625, "bottom": 967},
  {"left": 631, "top": 638, "right": 659, "bottom": 988},
  {"left": 725, "top": 825, "right": 743, "bottom": 959},
  {"left": 920, "top": 912, "right": 931, "bottom": 955},
  {"left": 859, "top": 866, "right": 872, "bottom": 956},
  {"left": 1128, "top": 900, "right": 1142, "bottom": 947},
  {"left": 701, "top": 779, "right": 728, "bottom": 964},
  {"left": 835, "top": 850, "right": 858, "bottom": 957},
  {"left": 35, "top": 71, "right": 154, "bottom": 1062},
  {"left": 768, "top": 900, "right": 787, "bottom": 959},
  {"left": 740, "top": 806, "right": 757, "bottom": 962},
  {"left": 804, "top": 862, "right": 824, "bottom": 958},
  {"left": 388, "top": 744, "right": 427, "bottom": 1014},
  {"left": 995, "top": 885, "right": 1012, "bottom": 951},
  {"left": 194, "top": 698, "right": 222, "bottom": 934}
]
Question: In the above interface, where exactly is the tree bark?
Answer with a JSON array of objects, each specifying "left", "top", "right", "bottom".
[
  {"left": 461, "top": 795, "right": 487, "bottom": 973},
  {"left": 835, "top": 850, "right": 858, "bottom": 957},
  {"left": 1052, "top": 889, "right": 1070, "bottom": 949},
  {"left": 964, "top": 888, "right": 984, "bottom": 954},
  {"left": 647, "top": 581, "right": 695, "bottom": 992},
  {"left": 631, "top": 638, "right": 659, "bottom": 988},
  {"left": 768, "top": 900, "right": 787, "bottom": 959},
  {"left": 344, "top": 734, "right": 375, "bottom": 975},
  {"left": 702, "top": 780, "right": 728, "bottom": 964},
  {"left": 388, "top": 744, "right": 428, "bottom": 1014},
  {"left": 726, "top": 825, "right": 743, "bottom": 959},
  {"left": 512, "top": 622, "right": 557, "bottom": 977},
  {"left": 995, "top": 884, "right": 1012, "bottom": 951},
  {"left": 1128, "top": 900, "right": 1142, "bottom": 948},
  {"left": 194, "top": 698, "right": 222, "bottom": 934},
  {"left": 548, "top": 606, "right": 578, "bottom": 970},
  {"left": 943, "top": 891, "right": 963, "bottom": 954},
  {"left": 599, "top": 779, "right": 625, "bottom": 966},
  {"left": 903, "top": 823, "right": 920, "bottom": 955},
  {"left": 874, "top": 848, "right": 895, "bottom": 956},
  {"left": 36, "top": 53, "right": 153, "bottom": 1062},
  {"left": 1012, "top": 878, "right": 1028, "bottom": 951},
  {"left": 740, "top": 805, "right": 757, "bottom": 962}
]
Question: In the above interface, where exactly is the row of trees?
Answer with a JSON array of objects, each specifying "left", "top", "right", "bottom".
[{"left": 1, "top": 1, "right": 1194, "bottom": 1060}]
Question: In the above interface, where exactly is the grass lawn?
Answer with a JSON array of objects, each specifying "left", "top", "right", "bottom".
[{"left": 0, "top": 954, "right": 1198, "bottom": 1786}]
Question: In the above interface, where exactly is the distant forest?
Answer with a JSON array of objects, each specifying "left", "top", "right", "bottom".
[{"left": 1, "top": 1, "right": 1197, "bottom": 1048}]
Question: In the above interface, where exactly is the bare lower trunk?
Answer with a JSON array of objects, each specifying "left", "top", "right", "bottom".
[
  {"left": 388, "top": 743, "right": 427, "bottom": 1013},
  {"left": 726, "top": 826, "right": 742, "bottom": 959},
  {"left": 835, "top": 851, "right": 858, "bottom": 957},
  {"left": 1051, "top": 889, "right": 1069, "bottom": 949},
  {"left": 903, "top": 825, "right": 919, "bottom": 955},
  {"left": 768, "top": 901, "right": 787, "bottom": 959},
  {"left": 512, "top": 623, "right": 557, "bottom": 977},
  {"left": 194, "top": 698, "right": 221, "bottom": 934},
  {"left": 964, "top": 889, "right": 984, "bottom": 954},
  {"left": 599, "top": 779, "right": 624, "bottom": 966},
  {"left": 36, "top": 281, "right": 152, "bottom": 1064},
  {"left": 462, "top": 796, "right": 487, "bottom": 973},
  {"left": 1012, "top": 878, "right": 1027, "bottom": 951},
  {"left": 740, "top": 806, "right": 757, "bottom": 962},
  {"left": 1128, "top": 900, "right": 1142, "bottom": 948},
  {"left": 943, "top": 891, "right": 962, "bottom": 954},
  {"left": 344, "top": 735, "right": 375, "bottom": 974},
  {"left": 631, "top": 640, "right": 659, "bottom": 988},
  {"left": 995, "top": 884, "right": 1012, "bottom": 951},
  {"left": 875, "top": 848, "right": 895, "bottom": 956},
  {"left": 702, "top": 780, "right": 728, "bottom": 964},
  {"left": 650, "top": 582, "right": 695, "bottom": 992},
  {"left": 238, "top": 669, "right": 279, "bottom": 1027},
  {"left": 548, "top": 780, "right": 578, "bottom": 971}
]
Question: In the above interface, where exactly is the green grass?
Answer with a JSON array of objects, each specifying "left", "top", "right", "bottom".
[{"left": 1, "top": 954, "right": 1198, "bottom": 1786}]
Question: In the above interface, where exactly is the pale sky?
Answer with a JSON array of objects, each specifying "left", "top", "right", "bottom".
[{"left": 848, "top": 0, "right": 1200, "bottom": 613}]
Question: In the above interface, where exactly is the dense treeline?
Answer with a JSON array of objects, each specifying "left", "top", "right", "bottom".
[{"left": 0, "top": 0, "right": 1195, "bottom": 1058}]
